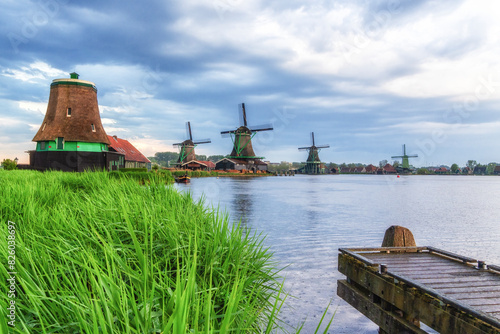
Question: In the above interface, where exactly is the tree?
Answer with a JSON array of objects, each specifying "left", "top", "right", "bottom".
[
  {"left": 450, "top": 163, "right": 459, "bottom": 174},
  {"left": 393, "top": 160, "right": 400, "bottom": 168},
  {"left": 153, "top": 152, "right": 180, "bottom": 167},
  {"left": 195, "top": 154, "right": 207, "bottom": 161},
  {"left": 267, "top": 162, "right": 291, "bottom": 173},
  {"left": 487, "top": 162, "right": 497, "bottom": 175},
  {"left": 379, "top": 160, "right": 388, "bottom": 168},
  {"left": 416, "top": 168, "right": 429, "bottom": 175},
  {"left": 466, "top": 160, "right": 478, "bottom": 171},
  {"left": 207, "top": 155, "right": 225, "bottom": 162},
  {"left": 1, "top": 159, "right": 17, "bottom": 170}
]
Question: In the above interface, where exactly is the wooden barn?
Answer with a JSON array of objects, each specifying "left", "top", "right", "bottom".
[
  {"left": 107, "top": 135, "right": 151, "bottom": 170},
  {"left": 29, "top": 73, "right": 122, "bottom": 171},
  {"left": 178, "top": 160, "right": 215, "bottom": 171},
  {"left": 215, "top": 158, "right": 268, "bottom": 172}
]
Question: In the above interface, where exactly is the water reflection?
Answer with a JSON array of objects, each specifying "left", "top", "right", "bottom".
[
  {"left": 174, "top": 175, "right": 500, "bottom": 333},
  {"left": 230, "top": 186, "right": 253, "bottom": 231}
]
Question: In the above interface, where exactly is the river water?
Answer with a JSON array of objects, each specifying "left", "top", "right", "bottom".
[{"left": 174, "top": 174, "right": 500, "bottom": 333}]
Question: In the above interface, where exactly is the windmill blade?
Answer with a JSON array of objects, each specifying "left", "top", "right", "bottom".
[
  {"left": 221, "top": 129, "right": 237, "bottom": 135},
  {"left": 316, "top": 145, "right": 330, "bottom": 149},
  {"left": 186, "top": 121, "right": 193, "bottom": 141},
  {"left": 298, "top": 146, "right": 312, "bottom": 150},
  {"left": 173, "top": 142, "right": 183, "bottom": 147},
  {"left": 311, "top": 132, "right": 315, "bottom": 146},
  {"left": 407, "top": 154, "right": 419, "bottom": 158},
  {"left": 193, "top": 139, "right": 211, "bottom": 145},
  {"left": 249, "top": 123, "right": 273, "bottom": 132},
  {"left": 238, "top": 103, "right": 248, "bottom": 127},
  {"left": 391, "top": 155, "right": 403, "bottom": 159}
]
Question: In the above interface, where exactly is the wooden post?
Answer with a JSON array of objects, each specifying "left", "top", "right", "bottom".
[
  {"left": 381, "top": 225, "right": 416, "bottom": 247},
  {"left": 379, "top": 226, "right": 419, "bottom": 333}
]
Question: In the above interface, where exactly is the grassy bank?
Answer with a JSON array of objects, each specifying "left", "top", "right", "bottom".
[
  {"left": 0, "top": 170, "right": 284, "bottom": 333},
  {"left": 111, "top": 168, "right": 175, "bottom": 184}
]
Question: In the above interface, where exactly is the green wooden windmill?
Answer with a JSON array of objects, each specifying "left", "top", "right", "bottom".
[
  {"left": 298, "top": 132, "right": 330, "bottom": 174},
  {"left": 173, "top": 121, "right": 211, "bottom": 165},
  {"left": 391, "top": 144, "right": 418, "bottom": 172},
  {"left": 220, "top": 103, "right": 273, "bottom": 159}
]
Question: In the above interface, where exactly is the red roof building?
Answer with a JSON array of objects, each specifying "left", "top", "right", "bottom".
[
  {"left": 179, "top": 160, "right": 216, "bottom": 171},
  {"left": 365, "top": 164, "right": 377, "bottom": 173},
  {"left": 107, "top": 135, "right": 150, "bottom": 169},
  {"left": 383, "top": 163, "right": 397, "bottom": 174}
]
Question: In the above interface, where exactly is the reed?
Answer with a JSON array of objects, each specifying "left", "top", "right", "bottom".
[{"left": 0, "top": 170, "right": 285, "bottom": 333}]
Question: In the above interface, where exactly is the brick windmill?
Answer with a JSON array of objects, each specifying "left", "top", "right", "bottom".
[
  {"left": 173, "top": 121, "right": 211, "bottom": 165},
  {"left": 216, "top": 103, "right": 273, "bottom": 172},
  {"left": 29, "top": 73, "right": 122, "bottom": 171},
  {"left": 298, "top": 132, "right": 330, "bottom": 174},
  {"left": 391, "top": 144, "right": 418, "bottom": 173}
]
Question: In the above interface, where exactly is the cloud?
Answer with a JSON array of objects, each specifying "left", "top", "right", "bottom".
[
  {"left": 1, "top": 0, "right": 500, "bottom": 167},
  {"left": 2, "top": 61, "right": 66, "bottom": 83}
]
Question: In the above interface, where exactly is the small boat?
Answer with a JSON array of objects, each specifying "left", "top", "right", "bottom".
[{"left": 175, "top": 175, "right": 191, "bottom": 183}]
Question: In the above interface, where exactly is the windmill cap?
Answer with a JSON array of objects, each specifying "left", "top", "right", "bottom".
[{"left": 51, "top": 73, "right": 97, "bottom": 91}]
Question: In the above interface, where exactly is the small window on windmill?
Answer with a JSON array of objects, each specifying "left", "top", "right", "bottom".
[
  {"left": 40, "top": 142, "right": 46, "bottom": 150},
  {"left": 67, "top": 108, "right": 71, "bottom": 117},
  {"left": 91, "top": 123, "right": 96, "bottom": 132},
  {"left": 57, "top": 137, "right": 64, "bottom": 150},
  {"left": 42, "top": 123, "right": 47, "bottom": 131}
]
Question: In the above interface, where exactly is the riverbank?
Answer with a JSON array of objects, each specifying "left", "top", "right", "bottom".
[
  {"left": 0, "top": 170, "right": 284, "bottom": 333},
  {"left": 170, "top": 169, "right": 274, "bottom": 177}
]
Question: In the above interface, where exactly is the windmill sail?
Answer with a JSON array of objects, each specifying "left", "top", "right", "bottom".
[
  {"left": 174, "top": 121, "right": 211, "bottom": 164},
  {"left": 220, "top": 103, "right": 273, "bottom": 159},
  {"left": 298, "top": 132, "right": 330, "bottom": 174}
]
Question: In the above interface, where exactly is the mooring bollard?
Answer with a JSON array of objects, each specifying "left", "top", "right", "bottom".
[{"left": 381, "top": 225, "right": 416, "bottom": 247}]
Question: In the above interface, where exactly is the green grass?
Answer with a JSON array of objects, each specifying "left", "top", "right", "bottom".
[{"left": 0, "top": 170, "right": 286, "bottom": 333}]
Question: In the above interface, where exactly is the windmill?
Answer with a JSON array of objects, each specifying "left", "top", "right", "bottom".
[
  {"left": 173, "top": 121, "right": 211, "bottom": 165},
  {"left": 220, "top": 103, "right": 273, "bottom": 159},
  {"left": 298, "top": 132, "right": 330, "bottom": 174},
  {"left": 391, "top": 144, "right": 418, "bottom": 172}
]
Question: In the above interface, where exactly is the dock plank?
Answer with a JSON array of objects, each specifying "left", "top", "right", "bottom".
[
  {"left": 469, "top": 304, "right": 500, "bottom": 313},
  {"left": 453, "top": 292, "right": 500, "bottom": 301},
  {"left": 338, "top": 247, "right": 500, "bottom": 333},
  {"left": 434, "top": 285, "right": 500, "bottom": 294}
]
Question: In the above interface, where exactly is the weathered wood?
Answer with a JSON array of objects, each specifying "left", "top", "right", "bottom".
[
  {"left": 337, "top": 279, "right": 426, "bottom": 334},
  {"left": 435, "top": 285, "right": 500, "bottom": 294},
  {"left": 416, "top": 275, "right": 499, "bottom": 285},
  {"left": 338, "top": 249, "right": 500, "bottom": 333},
  {"left": 365, "top": 250, "right": 477, "bottom": 265},
  {"left": 382, "top": 225, "right": 416, "bottom": 247}
]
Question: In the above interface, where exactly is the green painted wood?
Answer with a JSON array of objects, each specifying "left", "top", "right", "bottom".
[{"left": 36, "top": 141, "right": 107, "bottom": 152}]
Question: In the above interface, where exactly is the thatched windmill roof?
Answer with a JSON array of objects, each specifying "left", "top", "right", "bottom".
[{"left": 32, "top": 73, "right": 110, "bottom": 145}]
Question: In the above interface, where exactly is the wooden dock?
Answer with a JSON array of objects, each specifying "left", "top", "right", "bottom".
[{"left": 337, "top": 246, "right": 500, "bottom": 333}]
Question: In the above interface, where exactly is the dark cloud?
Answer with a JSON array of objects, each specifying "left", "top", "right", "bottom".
[{"left": 1, "top": 0, "right": 500, "bottom": 165}]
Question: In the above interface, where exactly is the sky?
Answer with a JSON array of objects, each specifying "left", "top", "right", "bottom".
[{"left": 2, "top": 0, "right": 500, "bottom": 166}]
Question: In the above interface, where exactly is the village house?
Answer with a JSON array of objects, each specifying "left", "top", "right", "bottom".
[
  {"left": 177, "top": 160, "right": 215, "bottom": 171},
  {"left": 107, "top": 135, "right": 151, "bottom": 170},
  {"left": 365, "top": 164, "right": 377, "bottom": 174},
  {"left": 215, "top": 158, "right": 268, "bottom": 173}
]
